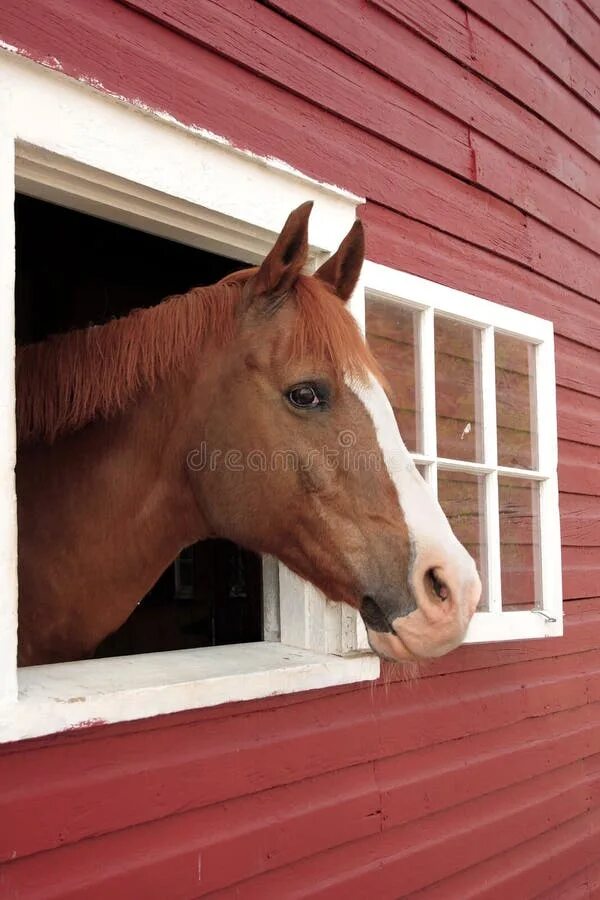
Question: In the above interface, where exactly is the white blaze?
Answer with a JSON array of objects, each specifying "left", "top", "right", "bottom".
[{"left": 347, "top": 370, "right": 477, "bottom": 584}]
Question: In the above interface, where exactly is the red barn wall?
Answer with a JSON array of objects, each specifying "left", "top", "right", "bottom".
[{"left": 1, "top": 1, "right": 600, "bottom": 896}]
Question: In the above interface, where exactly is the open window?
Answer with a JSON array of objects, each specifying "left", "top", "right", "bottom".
[
  {"left": 16, "top": 193, "right": 264, "bottom": 658},
  {"left": 0, "top": 53, "right": 379, "bottom": 743}
]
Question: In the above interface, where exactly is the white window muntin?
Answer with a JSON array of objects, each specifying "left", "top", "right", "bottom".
[{"left": 361, "top": 260, "right": 563, "bottom": 643}]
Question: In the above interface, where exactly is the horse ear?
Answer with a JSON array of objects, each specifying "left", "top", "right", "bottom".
[
  {"left": 314, "top": 219, "right": 365, "bottom": 303},
  {"left": 246, "top": 202, "right": 312, "bottom": 301}
]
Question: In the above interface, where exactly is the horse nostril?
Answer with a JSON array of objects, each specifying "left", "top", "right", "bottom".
[
  {"left": 427, "top": 568, "right": 449, "bottom": 601},
  {"left": 360, "top": 595, "right": 394, "bottom": 633}
]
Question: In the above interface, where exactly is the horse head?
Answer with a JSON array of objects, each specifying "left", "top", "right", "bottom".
[{"left": 187, "top": 203, "right": 481, "bottom": 661}]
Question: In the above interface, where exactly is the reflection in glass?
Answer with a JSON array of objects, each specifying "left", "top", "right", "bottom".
[
  {"left": 435, "top": 316, "right": 483, "bottom": 462},
  {"left": 495, "top": 333, "right": 537, "bottom": 469},
  {"left": 499, "top": 477, "right": 540, "bottom": 610},
  {"left": 366, "top": 297, "right": 421, "bottom": 452},
  {"left": 437, "top": 469, "right": 488, "bottom": 611}
]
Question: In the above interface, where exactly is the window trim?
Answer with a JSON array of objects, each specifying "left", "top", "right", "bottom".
[
  {"left": 0, "top": 52, "right": 378, "bottom": 743},
  {"left": 361, "top": 261, "right": 563, "bottom": 643}
]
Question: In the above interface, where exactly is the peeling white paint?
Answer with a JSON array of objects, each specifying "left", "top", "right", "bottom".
[
  {"left": 0, "top": 42, "right": 62, "bottom": 72},
  {"left": 0, "top": 43, "right": 360, "bottom": 205},
  {"left": 0, "top": 39, "right": 24, "bottom": 55},
  {"left": 75, "top": 80, "right": 362, "bottom": 203}
]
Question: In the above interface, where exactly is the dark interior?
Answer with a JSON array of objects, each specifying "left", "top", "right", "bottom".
[{"left": 15, "top": 193, "right": 263, "bottom": 656}]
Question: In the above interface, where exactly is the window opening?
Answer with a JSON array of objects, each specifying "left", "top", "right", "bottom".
[{"left": 15, "top": 194, "right": 263, "bottom": 659}]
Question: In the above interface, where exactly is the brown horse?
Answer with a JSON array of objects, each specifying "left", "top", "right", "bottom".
[{"left": 16, "top": 203, "right": 481, "bottom": 666}]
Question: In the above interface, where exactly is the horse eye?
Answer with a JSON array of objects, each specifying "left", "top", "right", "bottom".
[{"left": 287, "top": 384, "right": 321, "bottom": 409}]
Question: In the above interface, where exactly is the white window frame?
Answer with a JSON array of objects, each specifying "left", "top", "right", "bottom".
[
  {"left": 0, "top": 52, "right": 562, "bottom": 743},
  {"left": 0, "top": 53, "right": 379, "bottom": 743},
  {"left": 361, "top": 262, "right": 563, "bottom": 644}
]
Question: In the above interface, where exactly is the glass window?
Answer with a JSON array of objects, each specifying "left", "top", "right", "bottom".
[
  {"left": 495, "top": 333, "right": 537, "bottom": 469},
  {"left": 366, "top": 298, "right": 421, "bottom": 452},
  {"left": 435, "top": 316, "right": 483, "bottom": 462},
  {"left": 365, "top": 275, "right": 561, "bottom": 643}
]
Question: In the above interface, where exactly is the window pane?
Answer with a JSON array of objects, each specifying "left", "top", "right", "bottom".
[
  {"left": 366, "top": 297, "right": 421, "bottom": 452},
  {"left": 435, "top": 316, "right": 483, "bottom": 462},
  {"left": 499, "top": 477, "right": 540, "bottom": 610},
  {"left": 495, "top": 333, "right": 537, "bottom": 469},
  {"left": 437, "top": 469, "right": 488, "bottom": 611}
]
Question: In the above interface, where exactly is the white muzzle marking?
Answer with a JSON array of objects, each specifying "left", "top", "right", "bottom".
[{"left": 347, "top": 369, "right": 481, "bottom": 658}]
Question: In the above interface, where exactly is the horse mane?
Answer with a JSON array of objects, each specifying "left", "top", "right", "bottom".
[{"left": 16, "top": 271, "right": 376, "bottom": 445}]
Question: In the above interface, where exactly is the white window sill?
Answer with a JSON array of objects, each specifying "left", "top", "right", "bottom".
[
  {"left": 0, "top": 643, "right": 380, "bottom": 743},
  {"left": 464, "top": 609, "right": 562, "bottom": 643}
]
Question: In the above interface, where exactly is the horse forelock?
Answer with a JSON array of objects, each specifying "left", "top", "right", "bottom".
[
  {"left": 16, "top": 270, "right": 377, "bottom": 445},
  {"left": 288, "top": 275, "right": 378, "bottom": 383}
]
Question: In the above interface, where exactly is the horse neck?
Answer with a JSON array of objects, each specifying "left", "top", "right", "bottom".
[
  {"left": 18, "top": 368, "right": 216, "bottom": 664},
  {"left": 105, "top": 373, "right": 209, "bottom": 548}
]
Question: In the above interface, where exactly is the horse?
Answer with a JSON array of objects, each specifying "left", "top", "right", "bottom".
[{"left": 16, "top": 202, "right": 481, "bottom": 666}]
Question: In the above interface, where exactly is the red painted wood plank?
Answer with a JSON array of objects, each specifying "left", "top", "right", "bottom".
[
  {"left": 371, "top": 0, "right": 600, "bottom": 162},
  {"left": 2, "top": 755, "right": 599, "bottom": 899},
  {"left": 409, "top": 808, "right": 600, "bottom": 899},
  {"left": 374, "top": 653, "right": 600, "bottom": 752},
  {"left": 5, "top": 732, "right": 598, "bottom": 899},
  {"left": 376, "top": 703, "right": 600, "bottom": 830},
  {"left": 123, "top": 0, "right": 600, "bottom": 300},
  {"left": 369, "top": 0, "right": 472, "bottom": 64},
  {"left": 118, "top": 0, "right": 472, "bottom": 178},
  {"left": 1, "top": 767, "right": 595, "bottom": 900},
  {"left": 555, "top": 336, "right": 600, "bottom": 398},
  {"left": 2, "top": 749, "right": 598, "bottom": 900},
  {"left": 526, "top": 215, "right": 600, "bottom": 301},
  {"left": 204, "top": 769, "right": 600, "bottom": 898},
  {"left": 579, "top": 0, "right": 600, "bottom": 19},
  {"left": 471, "top": 128, "right": 600, "bottom": 257},
  {"left": 538, "top": 858, "right": 600, "bottom": 899},
  {"left": 0, "top": 6, "right": 526, "bottom": 270},
  {"left": 468, "top": 13, "right": 600, "bottom": 159},
  {"left": 561, "top": 548, "right": 600, "bottom": 598},
  {"left": 3, "top": 0, "right": 599, "bottom": 301},
  {"left": 462, "top": 0, "right": 600, "bottom": 113},
  {"left": 127, "top": 0, "right": 600, "bottom": 262},
  {"left": 559, "top": 494, "right": 600, "bottom": 546},
  {"left": 559, "top": 441, "right": 600, "bottom": 496},
  {"left": 579, "top": 0, "right": 600, "bottom": 20},
  {"left": 362, "top": 203, "right": 600, "bottom": 351},
  {"left": 532, "top": 0, "right": 600, "bottom": 64},
  {"left": 558, "top": 386, "right": 600, "bottom": 448},
  {"left": 8, "top": 762, "right": 376, "bottom": 899},
  {"left": 3, "top": 650, "right": 599, "bottom": 862},
  {"left": 261, "top": 0, "right": 600, "bottom": 206}
]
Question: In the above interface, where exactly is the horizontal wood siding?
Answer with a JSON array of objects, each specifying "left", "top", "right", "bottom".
[
  {"left": 1, "top": 602, "right": 600, "bottom": 897},
  {"left": 0, "top": 0, "right": 599, "bottom": 896}
]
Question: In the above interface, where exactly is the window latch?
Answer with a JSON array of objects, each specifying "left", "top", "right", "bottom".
[{"left": 533, "top": 610, "right": 557, "bottom": 624}]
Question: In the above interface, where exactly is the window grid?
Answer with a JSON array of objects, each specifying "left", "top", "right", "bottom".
[
  {"left": 408, "top": 311, "right": 545, "bottom": 614},
  {"left": 363, "top": 259, "right": 563, "bottom": 641}
]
